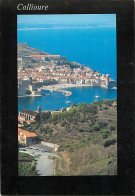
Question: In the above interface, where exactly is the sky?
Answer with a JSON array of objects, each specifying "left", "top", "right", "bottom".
[{"left": 17, "top": 14, "right": 116, "bottom": 27}]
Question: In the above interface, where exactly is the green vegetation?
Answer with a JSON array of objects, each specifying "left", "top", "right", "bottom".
[
  {"left": 18, "top": 43, "right": 48, "bottom": 57},
  {"left": 101, "top": 129, "right": 111, "bottom": 139},
  {"left": 25, "top": 99, "right": 117, "bottom": 175},
  {"left": 18, "top": 152, "right": 37, "bottom": 176},
  {"left": 57, "top": 60, "right": 81, "bottom": 69},
  {"left": 103, "top": 139, "right": 117, "bottom": 147},
  {"left": 109, "top": 124, "right": 116, "bottom": 131}
]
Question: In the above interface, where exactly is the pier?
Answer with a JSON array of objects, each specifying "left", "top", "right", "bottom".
[{"left": 39, "top": 86, "right": 72, "bottom": 97}]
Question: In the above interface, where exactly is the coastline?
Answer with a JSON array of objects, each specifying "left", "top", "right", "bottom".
[
  {"left": 44, "top": 83, "right": 93, "bottom": 90},
  {"left": 18, "top": 84, "right": 117, "bottom": 98},
  {"left": 39, "top": 84, "right": 94, "bottom": 97},
  {"left": 39, "top": 83, "right": 117, "bottom": 91},
  {"left": 18, "top": 95, "right": 42, "bottom": 98}
]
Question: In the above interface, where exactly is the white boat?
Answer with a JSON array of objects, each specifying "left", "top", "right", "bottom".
[
  {"left": 94, "top": 95, "right": 100, "bottom": 98},
  {"left": 65, "top": 98, "right": 71, "bottom": 103},
  {"left": 50, "top": 89, "right": 54, "bottom": 92}
]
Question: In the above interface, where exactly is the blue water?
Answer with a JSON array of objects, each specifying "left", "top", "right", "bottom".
[
  {"left": 17, "top": 25, "right": 116, "bottom": 80},
  {"left": 17, "top": 24, "right": 117, "bottom": 112},
  {"left": 18, "top": 87, "right": 117, "bottom": 112}
]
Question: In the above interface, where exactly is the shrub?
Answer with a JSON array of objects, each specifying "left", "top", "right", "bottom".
[
  {"left": 60, "top": 121, "right": 65, "bottom": 127},
  {"left": 80, "top": 118, "right": 86, "bottom": 123},
  {"left": 92, "top": 124, "right": 100, "bottom": 132},
  {"left": 48, "top": 128, "right": 53, "bottom": 134},
  {"left": 40, "top": 125, "right": 44, "bottom": 133},
  {"left": 30, "top": 160, "right": 36, "bottom": 170},
  {"left": 53, "top": 121, "right": 58, "bottom": 125},
  {"left": 98, "top": 121, "right": 108, "bottom": 128},
  {"left": 89, "top": 122, "right": 93, "bottom": 127},
  {"left": 77, "top": 127, "right": 84, "bottom": 132},
  {"left": 88, "top": 128, "right": 93, "bottom": 133},
  {"left": 102, "top": 133, "right": 108, "bottom": 139},
  {"left": 90, "top": 116, "right": 97, "bottom": 124},
  {"left": 103, "top": 139, "right": 116, "bottom": 147},
  {"left": 40, "top": 112, "right": 51, "bottom": 121},
  {"left": 82, "top": 136, "right": 91, "bottom": 142},
  {"left": 101, "top": 99, "right": 113, "bottom": 106},
  {"left": 110, "top": 124, "right": 116, "bottom": 131},
  {"left": 101, "top": 129, "right": 110, "bottom": 139},
  {"left": 31, "top": 123, "right": 40, "bottom": 132}
]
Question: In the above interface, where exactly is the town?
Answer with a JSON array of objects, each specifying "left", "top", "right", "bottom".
[{"left": 18, "top": 54, "right": 117, "bottom": 97}]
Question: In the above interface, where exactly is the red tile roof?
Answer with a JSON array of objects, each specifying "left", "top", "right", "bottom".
[
  {"left": 30, "top": 55, "right": 60, "bottom": 58},
  {"left": 18, "top": 128, "right": 37, "bottom": 138}
]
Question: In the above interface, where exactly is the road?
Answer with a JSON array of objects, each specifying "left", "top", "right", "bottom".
[{"left": 19, "top": 144, "right": 59, "bottom": 176}]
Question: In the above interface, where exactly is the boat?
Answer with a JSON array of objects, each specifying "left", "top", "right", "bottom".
[
  {"left": 41, "top": 92, "right": 51, "bottom": 96},
  {"left": 94, "top": 95, "right": 100, "bottom": 98},
  {"left": 65, "top": 97, "right": 71, "bottom": 103}
]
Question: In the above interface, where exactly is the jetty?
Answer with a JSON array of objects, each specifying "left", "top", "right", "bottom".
[{"left": 40, "top": 86, "right": 72, "bottom": 97}]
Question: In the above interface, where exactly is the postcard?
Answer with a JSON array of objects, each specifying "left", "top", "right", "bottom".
[{"left": 1, "top": 0, "right": 134, "bottom": 195}]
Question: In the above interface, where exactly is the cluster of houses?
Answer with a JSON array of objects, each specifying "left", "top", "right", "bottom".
[
  {"left": 18, "top": 105, "right": 75, "bottom": 147},
  {"left": 18, "top": 107, "right": 41, "bottom": 146},
  {"left": 18, "top": 56, "right": 116, "bottom": 97}
]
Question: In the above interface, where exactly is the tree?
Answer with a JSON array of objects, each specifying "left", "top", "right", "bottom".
[{"left": 40, "top": 112, "right": 51, "bottom": 122}]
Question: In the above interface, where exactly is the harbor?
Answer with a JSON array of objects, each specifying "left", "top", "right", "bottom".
[
  {"left": 18, "top": 86, "right": 117, "bottom": 113},
  {"left": 38, "top": 85, "right": 73, "bottom": 97}
]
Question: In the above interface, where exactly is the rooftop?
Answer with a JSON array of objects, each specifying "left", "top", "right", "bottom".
[
  {"left": 18, "top": 128, "right": 37, "bottom": 138},
  {"left": 20, "top": 109, "right": 39, "bottom": 116}
]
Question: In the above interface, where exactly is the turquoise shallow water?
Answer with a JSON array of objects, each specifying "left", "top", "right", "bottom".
[{"left": 18, "top": 87, "right": 117, "bottom": 112}]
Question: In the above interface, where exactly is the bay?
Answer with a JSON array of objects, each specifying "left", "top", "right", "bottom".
[
  {"left": 18, "top": 87, "right": 117, "bottom": 113},
  {"left": 18, "top": 25, "right": 117, "bottom": 113},
  {"left": 17, "top": 27, "right": 116, "bottom": 80}
]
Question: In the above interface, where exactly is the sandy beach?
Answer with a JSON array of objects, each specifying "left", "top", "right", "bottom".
[
  {"left": 40, "top": 83, "right": 94, "bottom": 96},
  {"left": 43, "top": 83, "right": 93, "bottom": 91}
]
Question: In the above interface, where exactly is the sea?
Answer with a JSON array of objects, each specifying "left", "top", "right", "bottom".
[{"left": 17, "top": 24, "right": 117, "bottom": 112}]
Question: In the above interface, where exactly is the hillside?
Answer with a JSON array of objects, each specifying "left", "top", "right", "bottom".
[
  {"left": 17, "top": 43, "right": 48, "bottom": 57},
  {"left": 24, "top": 99, "right": 117, "bottom": 175},
  {"left": 17, "top": 43, "right": 81, "bottom": 69}
]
